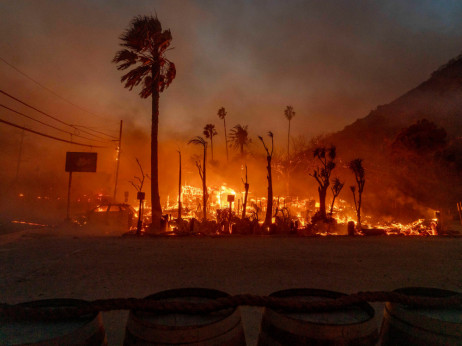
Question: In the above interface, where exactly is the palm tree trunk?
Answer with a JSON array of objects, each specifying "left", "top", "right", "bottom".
[
  {"left": 178, "top": 151, "right": 182, "bottom": 220},
  {"left": 264, "top": 155, "right": 273, "bottom": 226},
  {"left": 288, "top": 119, "right": 291, "bottom": 158},
  {"left": 224, "top": 118, "right": 228, "bottom": 162},
  {"left": 150, "top": 63, "right": 162, "bottom": 232},
  {"left": 202, "top": 145, "right": 207, "bottom": 221},
  {"left": 287, "top": 120, "right": 291, "bottom": 196},
  {"left": 357, "top": 192, "right": 362, "bottom": 228},
  {"left": 210, "top": 136, "right": 214, "bottom": 161}
]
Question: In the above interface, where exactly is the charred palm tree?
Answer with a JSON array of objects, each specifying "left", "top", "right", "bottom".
[
  {"left": 284, "top": 106, "right": 295, "bottom": 196},
  {"left": 203, "top": 124, "right": 217, "bottom": 161},
  {"left": 177, "top": 150, "right": 182, "bottom": 220},
  {"left": 329, "top": 177, "right": 344, "bottom": 216},
  {"left": 229, "top": 124, "right": 251, "bottom": 159},
  {"left": 217, "top": 107, "right": 228, "bottom": 162},
  {"left": 258, "top": 132, "right": 274, "bottom": 227},
  {"left": 310, "top": 146, "right": 336, "bottom": 220},
  {"left": 113, "top": 15, "right": 176, "bottom": 232},
  {"left": 284, "top": 106, "right": 295, "bottom": 158},
  {"left": 188, "top": 136, "right": 208, "bottom": 221},
  {"left": 349, "top": 158, "right": 365, "bottom": 229}
]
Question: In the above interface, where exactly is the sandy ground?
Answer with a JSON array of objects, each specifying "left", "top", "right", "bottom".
[{"left": 1, "top": 227, "right": 462, "bottom": 345}]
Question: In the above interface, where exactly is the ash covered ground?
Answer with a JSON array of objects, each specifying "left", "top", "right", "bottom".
[{"left": 1, "top": 227, "right": 461, "bottom": 344}]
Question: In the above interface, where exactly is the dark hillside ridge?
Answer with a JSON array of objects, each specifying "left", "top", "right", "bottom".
[{"left": 330, "top": 53, "right": 462, "bottom": 159}]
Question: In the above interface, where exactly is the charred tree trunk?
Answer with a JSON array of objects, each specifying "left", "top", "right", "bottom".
[
  {"left": 178, "top": 151, "right": 182, "bottom": 220},
  {"left": 264, "top": 155, "right": 273, "bottom": 226},
  {"left": 329, "top": 196, "right": 336, "bottom": 216},
  {"left": 242, "top": 165, "right": 249, "bottom": 219},
  {"left": 202, "top": 145, "right": 208, "bottom": 221},
  {"left": 318, "top": 186, "right": 327, "bottom": 219},
  {"left": 150, "top": 62, "right": 162, "bottom": 232}
]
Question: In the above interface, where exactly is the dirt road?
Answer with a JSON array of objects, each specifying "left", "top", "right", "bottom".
[{"left": 1, "top": 228, "right": 461, "bottom": 344}]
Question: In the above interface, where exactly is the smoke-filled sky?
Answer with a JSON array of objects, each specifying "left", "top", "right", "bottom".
[{"left": 2, "top": 0, "right": 462, "bottom": 144}]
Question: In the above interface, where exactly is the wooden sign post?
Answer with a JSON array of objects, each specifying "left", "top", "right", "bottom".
[{"left": 65, "top": 152, "right": 97, "bottom": 220}]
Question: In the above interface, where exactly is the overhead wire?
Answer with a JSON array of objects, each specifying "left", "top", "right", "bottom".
[
  {"left": 0, "top": 89, "right": 117, "bottom": 140},
  {"left": 0, "top": 104, "right": 110, "bottom": 143},
  {"left": 0, "top": 55, "right": 118, "bottom": 130},
  {"left": 0, "top": 118, "right": 107, "bottom": 148}
]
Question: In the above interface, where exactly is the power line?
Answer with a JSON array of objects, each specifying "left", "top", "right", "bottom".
[
  {"left": 73, "top": 125, "right": 119, "bottom": 140},
  {"left": 0, "top": 55, "right": 114, "bottom": 124},
  {"left": 0, "top": 89, "right": 117, "bottom": 140},
  {"left": 0, "top": 104, "right": 110, "bottom": 143},
  {"left": 0, "top": 118, "right": 107, "bottom": 148}
]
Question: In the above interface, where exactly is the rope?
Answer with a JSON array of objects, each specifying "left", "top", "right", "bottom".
[{"left": 1, "top": 291, "right": 461, "bottom": 322}]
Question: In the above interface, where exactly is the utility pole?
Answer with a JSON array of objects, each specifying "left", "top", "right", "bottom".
[
  {"left": 15, "top": 128, "right": 25, "bottom": 183},
  {"left": 113, "top": 120, "right": 123, "bottom": 202}
]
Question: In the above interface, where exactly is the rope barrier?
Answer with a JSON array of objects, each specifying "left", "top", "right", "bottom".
[{"left": 1, "top": 291, "right": 461, "bottom": 322}]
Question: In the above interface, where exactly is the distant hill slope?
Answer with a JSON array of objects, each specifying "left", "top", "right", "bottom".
[
  {"left": 326, "top": 54, "right": 462, "bottom": 219},
  {"left": 330, "top": 54, "right": 462, "bottom": 160}
]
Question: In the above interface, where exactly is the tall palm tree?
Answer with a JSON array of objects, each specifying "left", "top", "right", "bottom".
[
  {"left": 229, "top": 124, "right": 251, "bottom": 158},
  {"left": 284, "top": 106, "right": 295, "bottom": 196},
  {"left": 188, "top": 136, "right": 208, "bottom": 221},
  {"left": 217, "top": 107, "right": 228, "bottom": 162},
  {"left": 113, "top": 15, "right": 176, "bottom": 232},
  {"left": 284, "top": 106, "right": 295, "bottom": 158},
  {"left": 203, "top": 124, "right": 217, "bottom": 161}
]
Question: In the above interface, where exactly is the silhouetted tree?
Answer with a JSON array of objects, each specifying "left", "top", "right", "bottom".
[
  {"left": 284, "top": 106, "right": 296, "bottom": 158},
  {"left": 188, "top": 136, "right": 208, "bottom": 221},
  {"left": 203, "top": 124, "right": 217, "bottom": 161},
  {"left": 217, "top": 107, "right": 229, "bottom": 162},
  {"left": 129, "top": 158, "right": 147, "bottom": 235},
  {"left": 310, "top": 146, "right": 336, "bottom": 220},
  {"left": 229, "top": 124, "right": 251, "bottom": 158},
  {"left": 241, "top": 164, "right": 249, "bottom": 219},
  {"left": 392, "top": 119, "right": 447, "bottom": 153},
  {"left": 113, "top": 15, "right": 176, "bottom": 232},
  {"left": 284, "top": 106, "right": 295, "bottom": 196},
  {"left": 349, "top": 158, "right": 365, "bottom": 229},
  {"left": 329, "top": 177, "right": 344, "bottom": 216},
  {"left": 177, "top": 150, "right": 182, "bottom": 220},
  {"left": 258, "top": 132, "right": 274, "bottom": 227}
]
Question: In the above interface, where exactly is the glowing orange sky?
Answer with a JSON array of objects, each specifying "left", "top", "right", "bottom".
[{"left": 1, "top": 0, "right": 462, "bottom": 144}]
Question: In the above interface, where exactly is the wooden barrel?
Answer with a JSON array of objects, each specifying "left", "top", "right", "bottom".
[
  {"left": 258, "top": 288, "right": 378, "bottom": 345},
  {"left": 123, "top": 288, "right": 246, "bottom": 345},
  {"left": 380, "top": 287, "right": 462, "bottom": 345},
  {"left": 0, "top": 299, "right": 107, "bottom": 345}
]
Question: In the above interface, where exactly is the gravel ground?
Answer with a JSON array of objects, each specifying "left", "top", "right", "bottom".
[{"left": 1, "top": 227, "right": 461, "bottom": 345}]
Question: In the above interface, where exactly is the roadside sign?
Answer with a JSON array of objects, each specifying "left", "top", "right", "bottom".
[{"left": 65, "top": 152, "right": 97, "bottom": 172}]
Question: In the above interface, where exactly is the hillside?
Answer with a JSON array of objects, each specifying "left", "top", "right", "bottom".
[{"left": 327, "top": 54, "right": 462, "bottom": 220}]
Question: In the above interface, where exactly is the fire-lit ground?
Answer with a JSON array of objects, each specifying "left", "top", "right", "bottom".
[{"left": 1, "top": 227, "right": 461, "bottom": 345}]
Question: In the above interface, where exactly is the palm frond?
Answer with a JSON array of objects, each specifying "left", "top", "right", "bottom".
[
  {"left": 217, "top": 107, "right": 227, "bottom": 119},
  {"left": 120, "top": 65, "right": 151, "bottom": 91},
  {"left": 284, "top": 106, "right": 295, "bottom": 121},
  {"left": 188, "top": 136, "right": 207, "bottom": 146},
  {"left": 112, "top": 49, "right": 139, "bottom": 70}
]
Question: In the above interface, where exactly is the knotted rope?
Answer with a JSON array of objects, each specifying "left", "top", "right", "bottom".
[{"left": 1, "top": 291, "right": 461, "bottom": 321}]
